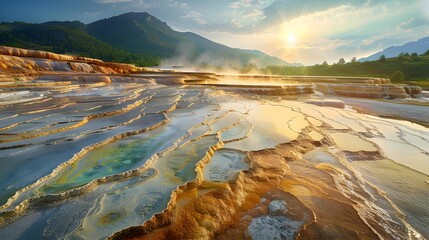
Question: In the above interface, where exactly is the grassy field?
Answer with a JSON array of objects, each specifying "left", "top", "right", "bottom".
[{"left": 408, "top": 80, "right": 429, "bottom": 90}]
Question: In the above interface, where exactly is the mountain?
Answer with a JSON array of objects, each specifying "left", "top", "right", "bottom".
[
  {"left": 0, "top": 12, "right": 292, "bottom": 67},
  {"left": 86, "top": 12, "right": 291, "bottom": 67},
  {"left": 239, "top": 49, "right": 302, "bottom": 67},
  {"left": 360, "top": 37, "right": 429, "bottom": 62},
  {"left": 0, "top": 21, "right": 159, "bottom": 66},
  {"left": 87, "top": 12, "right": 177, "bottom": 58}
]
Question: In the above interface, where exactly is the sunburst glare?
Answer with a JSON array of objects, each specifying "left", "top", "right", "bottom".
[{"left": 287, "top": 34, "right": 296, "bottom": 44}]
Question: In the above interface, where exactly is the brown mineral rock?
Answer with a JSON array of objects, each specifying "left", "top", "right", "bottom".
[
  {"left": 0, "top": 46, "right": 159, "bottom": 75},
  {"left": 316, "top": 83, "right": 422, "bottom": 99}
]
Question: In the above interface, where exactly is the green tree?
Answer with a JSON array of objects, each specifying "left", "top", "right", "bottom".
[
  {"left": 390, "top": 70, "right": 405, "bottom": 82},
  {"left": 424, "top": 49, "right": 429, "bottom": 56},
  {"left": 397, "top": 52, "right": 406, "bottom": 61},
  {"left": 337, "top": 58, "right": 346, "bottom": 64},
  {"left": 240, "top": 63, "right": 258, "bottom": 74},
  {"left": 322, "top": 60, "right": 329, "bottom": 66},
  {"left": 350, "top": 57, "right": 357, "bottom": 63},
  {"left": 379, "top": 55, "right": 387, "bottom": 62}
]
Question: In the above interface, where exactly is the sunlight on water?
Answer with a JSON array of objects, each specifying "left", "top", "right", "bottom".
[{"left": 0, "top": 82, "right": 428, "bottom": 240}]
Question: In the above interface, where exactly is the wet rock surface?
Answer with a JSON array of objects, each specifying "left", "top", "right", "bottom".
[{"left": 0, "top": 47, "right": 428, "bottom": 240}]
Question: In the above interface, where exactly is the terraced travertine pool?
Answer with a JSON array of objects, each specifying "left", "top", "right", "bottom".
[{"left": 0, "top": 80, "right": 428, "bottom": 240}]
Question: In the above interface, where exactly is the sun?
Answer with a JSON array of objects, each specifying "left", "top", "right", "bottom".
[{"left": 287, "top": 34, "right": 296, "bottom": 44}]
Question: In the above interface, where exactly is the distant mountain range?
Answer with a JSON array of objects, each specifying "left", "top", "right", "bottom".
[
  {"left": 0, "top": 12, "right": 292, "bottom": 67},
  {"left": 360, "top": 37, "right": 429, "bottom": 62}
]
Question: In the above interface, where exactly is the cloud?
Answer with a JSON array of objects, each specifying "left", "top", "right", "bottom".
[
  {"left": 242, "top": 9, "right": 263, "bottom": 18},
  {"left": 228, "top": 0, "right": 257, "bottom": 9},
  {"left": 181, "top": 10, "right": 207, "bottom": 25},
  {"left": 95, "top": 0, "right": 133, "bottom": 3},
  {"left": 201, "top": 0, "right": 425, "bottom": 65},
  {"left": 201, "top": 0, "right": 381, "bottom": 34},
  {"left": 261, "top": 0, "right": 366, "bottom": 24},
  {"left": 399, "top": 17, "right": 429, "bottom": 29},
  {"left": 89, "top": 0, "right": 427, "bottom": 65},
  {"left": 84, "top": 11, "right": 102, "bottom": 17}
]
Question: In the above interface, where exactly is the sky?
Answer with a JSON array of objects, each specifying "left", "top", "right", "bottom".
[{"left": 1, "top": 0, "right": 429, "bottom": 65}]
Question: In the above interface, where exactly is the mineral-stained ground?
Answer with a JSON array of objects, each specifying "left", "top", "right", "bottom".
[{"left": 0, "top": 47, "right": 428, "bottom": 240}]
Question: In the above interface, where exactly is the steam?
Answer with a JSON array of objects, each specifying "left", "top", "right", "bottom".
[{"left": 159, "top": 41, "right": 266, "bottom": 74}]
